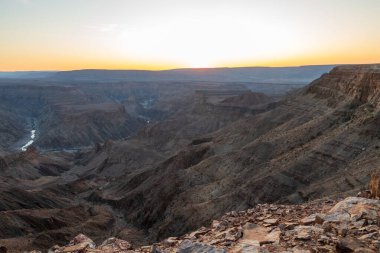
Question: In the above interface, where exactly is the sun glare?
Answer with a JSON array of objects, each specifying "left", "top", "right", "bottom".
[
  {"left": 1, "top": 0, "right": 380, "bottom": 70},
  {"left": 187, "top": 59, "right": 211, "bottom": 68}
]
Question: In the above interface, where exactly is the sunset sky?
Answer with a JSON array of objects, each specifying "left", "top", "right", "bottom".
[{"left": 1, "top": 0, "right": 379, "bottom": 71}]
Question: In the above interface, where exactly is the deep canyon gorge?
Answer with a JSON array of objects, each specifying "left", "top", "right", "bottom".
[{"left": 0, "top": 65, "right": 379, "bottom": 252}]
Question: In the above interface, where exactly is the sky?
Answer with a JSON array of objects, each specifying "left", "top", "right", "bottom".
[{"left": 0, "top": 0, "right": 379, "bottom": 71}]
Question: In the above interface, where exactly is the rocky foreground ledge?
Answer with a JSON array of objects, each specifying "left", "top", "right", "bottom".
[{"left": 24, "top": 196, "right": 379, "bottom": 253}]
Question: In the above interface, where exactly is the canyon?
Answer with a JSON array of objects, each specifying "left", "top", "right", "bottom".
[{"left": 0, "top": 64, "right": 379, "bottom": 252}]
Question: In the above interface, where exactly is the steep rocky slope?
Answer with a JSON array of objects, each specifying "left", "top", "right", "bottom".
[
  {"left": 0, "top": 88, "right": 270, "bottom": 251},
  {"left": 82, "top": 64, "right": 380, "bottom": 241},
  {"left": 0, "top": 147, "right": 149, "bottom": 252},
  {"left": 37, "top": 102, "right": 142, "bottom": 149},
  {"left": 307, "top": 64, "right": 380, "bottom": 106},
  {"left": 0, "top": 109, "right": 25, "bottom": 151},
  {"left": 26, "top": 195, "right": 380, "bottom": 253}
]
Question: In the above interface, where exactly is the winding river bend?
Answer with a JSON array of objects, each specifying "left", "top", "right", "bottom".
[
  {"left": 19, "top": 118, "right": 37, "bottom": 151},
  {"left": 21, "top": 129, "right": 36, "bottom": 151}
]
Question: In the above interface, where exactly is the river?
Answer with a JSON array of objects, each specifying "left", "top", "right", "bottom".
[{"left": 21, "top": 129, "right": 36, "bottom": 151}]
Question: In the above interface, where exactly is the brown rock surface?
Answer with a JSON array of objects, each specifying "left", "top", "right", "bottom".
[
  {"left": 28, "top": 196, "right": 380, "bottom": 252},
  {"left": 84, "top": 64, "right": 380, "bottom": 242}
]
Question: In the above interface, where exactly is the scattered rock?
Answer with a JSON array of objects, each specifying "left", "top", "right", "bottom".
[
  {"left": 353, "top": 248, "right": 375, "bottom": 253},
  {"left": 177, "top": 240, "right": 227, "bottom": 253},
  {"left": 294, "top": 226, "right": 323, "bottom": 240},
  {"left": 242, "top": 223, "right": 268, "bottom": 244},
  {"left": 300, "top": 214, "right": 317, "bottom": 225},
  {"left": 292, "top": 249, "right": 311, "bottom": 253},
  {"left": 48, "top": 245, "right": 60, "bottom": 253},
  {"left": 30, "top": 196, "right": 380, "bottom": 253},
  {"left": 98, "top": 237, "right": 132, "bottom": 251},
  {"left": 358, "top": 232, "right": 377, "bottom": 240},
  {"left": 49, "top": 234, "right": 96, "bottom": 253},
  {"left": 263, "top": 218, "right": 278, "bottom": 226},
  {"left": 261, "top": 228, "right": 281, "bottom": 245},
  {"left": 336, "top": 237, "right": 362, "bottom": 253},
  {"left": 150, "top": 245, "right": 165, "bottom": 253},
  {"left": 69, "top": 234, "right": 96, "bottom": 249},
  {"left": 189, "top": 227, "right": 210, "bottom": 238},
  {"left": 322, "top": 212, "right": 351, "bottom": 224}
]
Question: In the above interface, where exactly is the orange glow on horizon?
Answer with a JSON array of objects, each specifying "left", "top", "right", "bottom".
[
  {"left": 2, "top": 51, "right": 379, "bottom": 72},
  {"left": 1, "top": 0, "right": 379, "bottom": 71}
]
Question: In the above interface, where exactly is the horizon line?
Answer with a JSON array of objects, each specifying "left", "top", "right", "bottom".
[{"left": 2, "top": 62, "right": 380, "bottom": 73}]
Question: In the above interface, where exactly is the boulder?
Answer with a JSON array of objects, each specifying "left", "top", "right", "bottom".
[
  {"left": 327, "top": 197, "right": 380, "bottom": 224},
  {"left": 300, "top": 214, "right": 316, "bottom": 225},
  {"left": 329, "top": 197, "right": 380, "bottom": 214},
  {"left": 293, "top": 226, "right": 323, "bottom": 240},
  {"left": 353, "top": 248, "right": 376, "bottom": 253},
  {"left": 240, "top": 223, "right": 280, "bottom": 246},
  {"left": 336, "top": 237, "right": 362, "bottom": 253},
  {"left": 55, "top": 234, "right": 96, "bottom": 253},
  {"left": 263, "top": 218, "right": 278, "bottom": 226},
  {"left": 241, "top": 223, "right": 267, "bottom": 245},
  {"left": 177, "top": 240, "right": 227, "bottom": 253},
  {"left": 98, "top": 237, "right": 132, "bottom": 251},
  {"left": 69, "top": 234, "right": 96, "bottom": 248},
  {"left": 261, "top": 228, "right": 281, "bottom": 245},
  {"left": 320, "top": 212, "right": 351, "bottom": 224},
  {"left": 164, "top": 237, "right": 181, "bottom": 247}
]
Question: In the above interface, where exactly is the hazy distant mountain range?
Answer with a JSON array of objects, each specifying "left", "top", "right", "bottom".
[
  {"left": 0, "top": 65, "right": 335, "bottom": 83},
  {"left": 0, "top": 71, "right": 56, "bottom": 79}
]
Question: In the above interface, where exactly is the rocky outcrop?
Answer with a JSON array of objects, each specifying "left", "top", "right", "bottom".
[
  {"left": 29, "top": 196, "right": 379, "bottom": 253},
  {"left": 36, "top": 102, "right": 144, "bottom": 149},
  {"left": 307, "top": 64, "right": 380, "bottom": 107},
  {"left": 46, "top": 235, "right": 132, "bottom": 253},
  {"left": 0, "top": 109, "right": 25, "bottom": 150}
]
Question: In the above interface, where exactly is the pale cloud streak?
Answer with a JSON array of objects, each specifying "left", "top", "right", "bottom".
[{"left": 84, "top": 24, "right": 119, "bottom": 33}]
